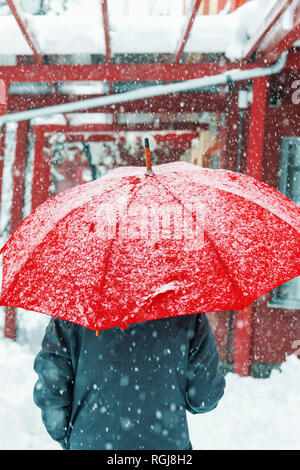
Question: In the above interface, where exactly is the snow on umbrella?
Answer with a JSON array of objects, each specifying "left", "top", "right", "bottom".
[{"left": 0, "top": 145, "right": 299, "bottom": 332}]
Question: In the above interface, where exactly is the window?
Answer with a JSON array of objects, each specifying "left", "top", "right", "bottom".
[{"left": 269, "top": 137, "right": 300, "bottom": 309}]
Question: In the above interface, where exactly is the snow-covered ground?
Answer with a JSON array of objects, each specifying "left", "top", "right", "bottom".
[{"left": 0, "top": 310, "right": 299, "bottom": 450}]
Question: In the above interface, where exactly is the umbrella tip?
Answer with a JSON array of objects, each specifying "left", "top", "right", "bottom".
[{"left": 144, "top": 138, "right": 154, "bottom": 176}]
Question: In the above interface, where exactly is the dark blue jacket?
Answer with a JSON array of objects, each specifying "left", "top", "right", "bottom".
[{"left": 33, "top": 313, "right": 225, "bottom": 450}]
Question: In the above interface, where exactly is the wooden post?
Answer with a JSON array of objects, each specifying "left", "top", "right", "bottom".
[
  {"left": 234, "top": 77, "right": 268, "bottom": 376},
  {"left": 175, "top": 0, "right": 203, "bottom": 63},
  {"left": 0, "top": 80, "right": 14, "bottom": 339},
  {"left": 31, "top": 127, "right": 51, "bottom": 211},
  {"left": 9, "top": 121, "right": 29, "bottom": 234},
  {"left": 0, "top": 80, "right": 7, "bottom": 208},
  {"left": 246, "top": 77, "right": 268, "bottom": 180},
  {"left": 220, "top": 92, "right": 240, "bottom": 171},
  {"left": 4, "top": 121, "right": 29, "bottom": 339}
]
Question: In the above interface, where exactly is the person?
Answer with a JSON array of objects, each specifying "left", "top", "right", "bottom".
[{"left": 33, "top": 312, "right": 226, "bottom": 450}]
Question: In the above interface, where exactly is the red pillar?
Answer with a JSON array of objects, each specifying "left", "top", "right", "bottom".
[
  {"left": 4, "top": 121, "right": 29, "bottom": 339},
  {"left": 4, "top": 124, "right": 49, "bottom": 339},
  {"left": 174, "top": 0, "right": 203, "bottom": 62},
  {"left": 203, "top": 0, "right": 210, "bottom": 15},
  {"left": 0, "top": 80, "right": 8, "bottom": 208},
  {"left": 0, "top": 80, "right": 12, "bottom": 338},
  {"left": 0, "top": 126, "right": 6, "bottom": 209},
  {"left": 9, "top": 121, "right": 29, "bottom": 234},
  {"left": 219, "top": 92, "right": 239, "bottom": 171},
  {"left": 234, "top": 77, "right": 268, "bottom": 376},
  {"left": 0, "top": 80, "right": 6, "bottom": 115},
  {"left": 246, "top": 77, "right": 267, "bottom": 180},
  {"left": 218, "top": 0, "right": 228, "bottom": 11},
  {"left": 230, "top": 0, "right": 248, "bottom": 12},
  {"left": 31, "top": 127, "right": 51, "bottom": 211}
]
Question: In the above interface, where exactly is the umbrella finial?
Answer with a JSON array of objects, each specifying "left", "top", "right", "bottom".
[{"left": 144, "top": 138, "right": 154, "bottom": 175}]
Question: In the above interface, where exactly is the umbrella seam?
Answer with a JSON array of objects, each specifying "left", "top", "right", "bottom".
[
  {"left": 1, "top": 178, "right": 131, "bottom": 254},
  {"left": 95, "top": 180, "right": 145, "bottom": 311},
  {"left": 177, "top": 170, "right": 300, "bottom": 233},
  {"left": 153, "top": 176, "right": 246, "bottom": 305},
  {"left": 1, "top": 179, "right": 134, "bottom": 309}
]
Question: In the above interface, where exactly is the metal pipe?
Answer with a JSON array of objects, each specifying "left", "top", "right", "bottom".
[{"left": 0, "top": 52, "right": 287, "bottom": 126}]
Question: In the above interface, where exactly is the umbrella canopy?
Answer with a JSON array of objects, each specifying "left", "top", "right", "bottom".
[{"left": 0, "top": 161, "right": 299, "bottom": 331}]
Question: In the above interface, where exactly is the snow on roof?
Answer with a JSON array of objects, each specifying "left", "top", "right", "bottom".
[{"left": 0, "top": 0, "right": 277, "bottom": 61}]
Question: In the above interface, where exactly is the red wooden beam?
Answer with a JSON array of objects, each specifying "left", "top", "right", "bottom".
[
  {"left": 175, "top": 0, "right": 203, "bottom": 63},
  {"left": 44, "top": 131, "right": 199, "bottom": 147},
  {"left": 0, "top": 60, "right": 273, "bottom": 83},
  {"left": 246, "top": 77, "right": 268, "bottom": 180},
  {"left": 0, "top": 126, "right": 6, "bottom": 206},
  {"left": 234, "top": 76, "right": 268, "bottom": 376},
  {"left": 100, "top": 0, "right": 114, "bottom": 98},
  {"left": 0, "top": 80, "right": 8, "bottom": 209},
  {"left": 7, "top": 92, "right": 228, "bottom": 113},
  {"left": 259, "top": 3, "right": 300, "bottom": 64},
  {"left": 7, "top": 94, "right": 107, "bottom": 111},
  {"left": 243, "top": 0, "right": 299, "bottom": 62},
  {"left": 243, "top": 0, "right": 294, "bottom": 60},
  {"left": 0, "top": 80, "right": 6, "bottom": 112},
  {"left": 4, "top": 120, "right": 29, "bottom": 339},
  {"left": 0, "top": 79, "right": 6, "bottom": 115},
  {"left": 4, "top": 307, "right": 17, "bottom": 339},
  {"left": 152, "top": 132, "right": 198, "bottom": 142},
  {"left": 230, "top": 0, "right": 249, "bottom": 13},
  {"left": 218, "top": 0, "right": 228, "bottom": 11},
  {"left": 285, "top": 49, "right": 300, "bottom": 69},
  {"left": 219, "top": 92, "right": 240, "bottom": 171},
  {"left": 234, "top": 305, "right": 254, "bottom": 377},
  {"left": 101, "top": 0, "right": 112, "bottom": 63},
  {"left": 6, "top": 0, "right": 43, "bottom": 65},
  {"left": 48, "top": 133, "right": 117, "bottom": 143},
  {"left": 203, "top": 0, "right": 209, "bottom": 15},
  {"left": 146, "top": 122, "right": 203, "bottom": 131},
  {"left": 38, "top": 122, "right": 208, "bottom": 135},
  {"left": 9, "top": 120, "right": 28, "bottom": 233},
  {"left": 0, "top": 55, "right": 298, "bottom": 84},
  {"left": 31, "top": 127, "right": 51, "bottom": 211}
]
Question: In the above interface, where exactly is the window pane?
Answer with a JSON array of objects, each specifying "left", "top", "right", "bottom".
[{"left": 269, "top": 137, "right": 300, "bottom": 309}]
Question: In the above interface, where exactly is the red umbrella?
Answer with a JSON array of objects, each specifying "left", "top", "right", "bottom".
[{"left": 1, "top": 153, "right": 299, "bottom": 331}]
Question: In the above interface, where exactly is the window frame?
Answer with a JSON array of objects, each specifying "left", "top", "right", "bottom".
[{"left": 268, "top": 136, "right": 300, "bottom": 310}]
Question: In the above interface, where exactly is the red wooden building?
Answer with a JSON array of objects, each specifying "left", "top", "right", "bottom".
[{"left": 0, "top": 0, "right": 299, "bottom": 377}]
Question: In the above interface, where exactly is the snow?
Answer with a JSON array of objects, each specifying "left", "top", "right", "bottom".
[
  {"left": 0, "top": 0, "right": 299, "bottom": 452},
  {"left": 189, "top": 353, "right": 300, "bottom": 450},
  {"left": 152, "top": 282, "right": 177, "bottom": 296},
  {"left": 0, "top": 0, "right": 278, "bottom": 60},
  {"left": 0, "top": 314, "right": 299, "bottom": 450}
]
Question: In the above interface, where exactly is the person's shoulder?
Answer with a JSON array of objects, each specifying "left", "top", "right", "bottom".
[
  {"left": 51, "top": 317, "right": 84, "bottom": 335},
  {"left": 179, "top": 312, "right": 207, "bottom": 325},
  {"left": 167, "top": 312, "right": 202, "bottom": 334}
]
